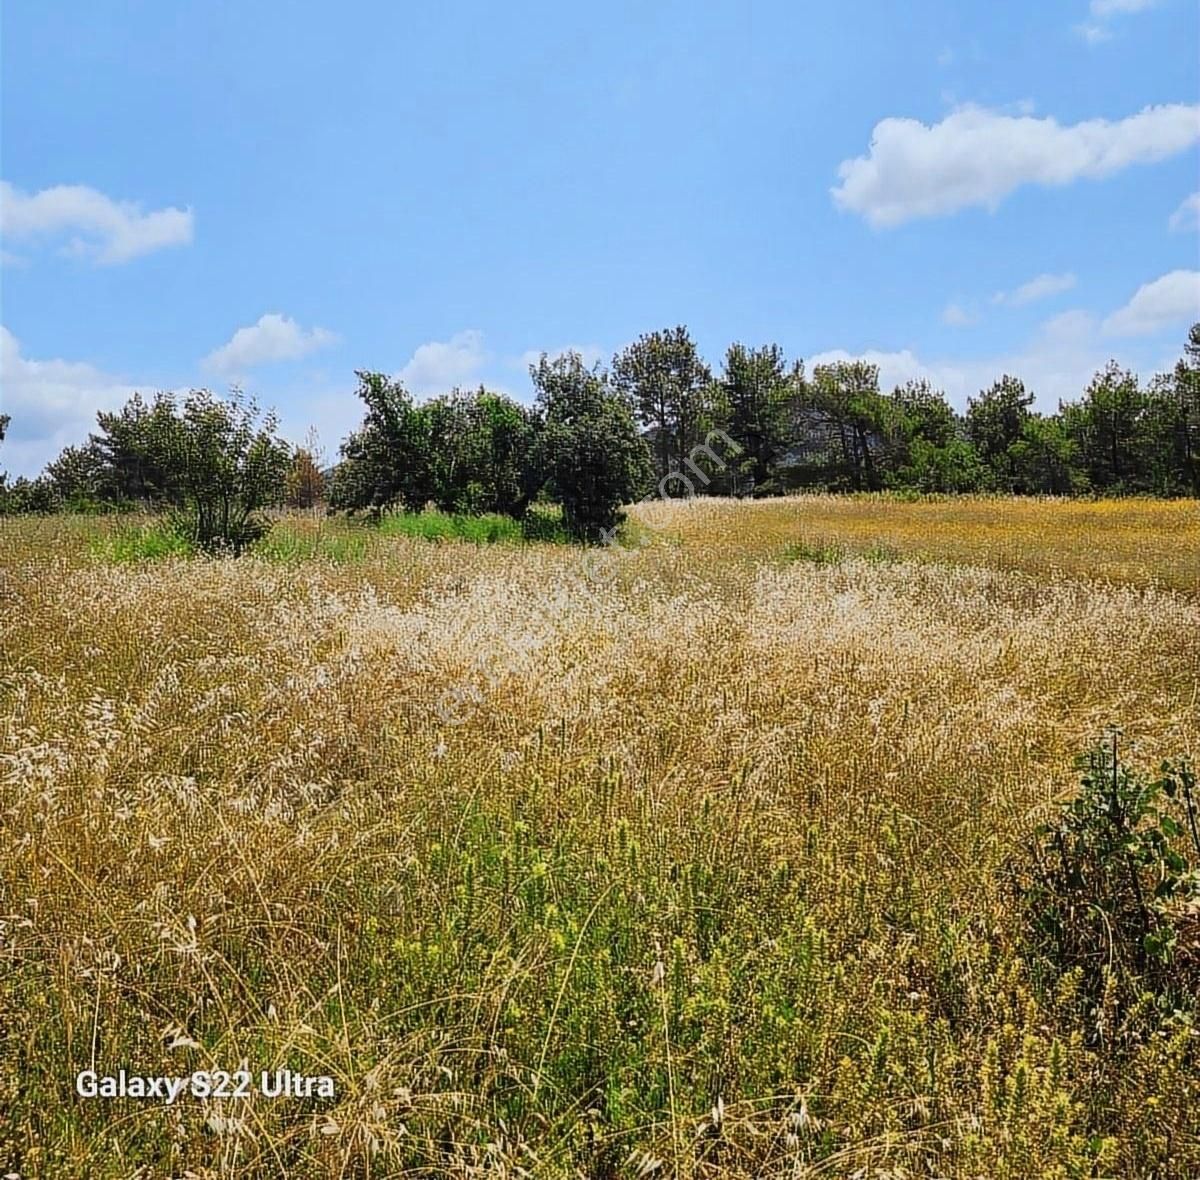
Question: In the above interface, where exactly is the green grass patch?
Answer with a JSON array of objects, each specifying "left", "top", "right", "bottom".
[
  {"left": 781, "top": 539, "right": 847, "bottom": 566},
  {"left": 89, "top": 522, "right": 194, "bottom": 563},
  {"left": 781, "top": 538, "right": 902, "bottom": 567},
  {"left": 253, "top": 525, "right": 370, "bottom": 564},
  {"left": 379, "top": 510, "right": 526, "bottom": 544}
]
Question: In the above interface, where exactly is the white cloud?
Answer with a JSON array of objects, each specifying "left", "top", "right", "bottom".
[
  {"left": 941, "top": 302, "right": 978, "bottom": 327},
  {"left": 0, "top": 326, "right": 146, "bottom": 477},
  {"left": 0, "top": 181, "right": 193, "bottom": 264},
  {"left": 203, "top": 313, "right": 338, "bottom": 374},
  {"left": 993, "top": 272, "right": 1077, "bottom": 306},
  {"left": 1102, "top": 270, "right": 1200, "bottom": 336},
  {"left": 397, "top": 329, "right": 488, "bottom": 395},
  {"left": 1169, "top": 191, "right": 1200, "bottom": 232},
  {"left": 519, "top": 343, "right": 605, "bottom": 370},
  {"left": 832, "top": 103, "right": 1200, "bottom": 227}
]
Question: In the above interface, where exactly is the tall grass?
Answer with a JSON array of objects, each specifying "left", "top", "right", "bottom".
[
  {"left": 378, "top": 509, "right": 525, "bottom": 544},
  {"left": 0, "top": 496, "right": 1197, "bottom": 1177},
  {"left": 88, "top": 520, "right": 194, "bottom": 562}
]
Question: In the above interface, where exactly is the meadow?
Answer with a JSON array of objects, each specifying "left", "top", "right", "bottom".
[{"left": 1, "top": 495, "right": 1198, "bottom": 1178}]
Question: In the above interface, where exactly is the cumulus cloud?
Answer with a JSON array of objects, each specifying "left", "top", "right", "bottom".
[
  {"left": 1102, "top": 270, "right": 1200, "bottom": 336},
  {"left": 397, "top": 329, "right": 488, "bottom": 395},
  {"left": 832, "top": 103, "right": 1200, "bottom": 227},
  {"left": 0, "top": 181, "right": 193, "bottom": 264},
  {"left": 0, "top": 326, "right": 146, "bottom": 477},
  {"left": 203, "top": 313, "right": 338, "bottom": 374},
  {"left": 1169, "top": 192, "right": 1200, "bottom": 232},
  {"left": 993, "top": 272, "right": 1077, "bottom": 306}
]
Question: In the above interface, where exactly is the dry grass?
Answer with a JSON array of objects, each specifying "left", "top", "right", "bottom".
[
  {"left": 1, "top": 496, "right": 1198, "bottom": 1178},
  {"left": 636, "top": 493, "right": 1200, "bottom": 592}
]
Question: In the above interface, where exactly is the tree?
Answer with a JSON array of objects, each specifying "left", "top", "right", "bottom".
[
  {"left": 423, "top": 387, "right": 541, "bottom": 517},
  {"left": 148, "top": 390, "right": 292, "bottom": 551},
  {"left": 804, "top": 361, "right": 892, "bottom": 490},
  {"left": 612, "top": 326, "right": 713, "bottom": 485},
  {"left": 1009, "top": 415, "right": 1085, "bottom": 495},
  {"left": 88, "top": 393, "right": 178, "bottom": 503},
  {"left": 965, "top": 376, "right": 1034, "bottom": 490},
  {"left": 329, "top": 372, "right": 434, "bottom": 513},
  {"left": 285, "top": 447, "right": 326, "bottom": 510},
  {"left": 45, "top": 443, "right": 113, "bottom": 509},
  {"left": 1062, "top": 363, "right": 1148, "bottom": 493},
  {"left": 719, "top": 343, "right": 797, "bottom": 493},
  {"left": 1151, "top": 322, "right": 1200, "bottom": 496},
  {"left": 0, "top": 413, "right": 8, "bottom": 501},
  {"left": 878, "top": 380, "right": 982, "bottom": 491},
  {"left": 530, "top": 351, "right": 652, "bottom": 539},
  {"left": 888, "top": 380, "right": 957, "bottom": 449}
]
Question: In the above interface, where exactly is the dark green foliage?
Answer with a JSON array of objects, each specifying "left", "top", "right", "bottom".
[
  {"left": 1170, "top": 323, "right": 1200, "bottom": 495},
  {"left": 1060, "top": 363, "right": 1150, "bottom": 494},
  {"left": 44, "top": 444, "right": 116, "bottom": 511},
  {"left": 329, "top": 372, "right": 433, "bottom": 513},
  {"left": 883, "top": 381, "right": 985, "bottom": 493},
  {"left": 612, "top": 325, "right": 714, "bottom": 485},
  {"left": 424, "top": 387, "right": 541, "bottom": 516},
  {"left": 531, "top": 351, "right": 653, "bottom": 540},
  {"left": 330, "top": 377, "right": 541, "bottom": 519},
  {"left": 89, "top": 393, "right": 180, "bottom": 503},
  {"left": 1009, "top": 415, "right": 1087, "bottom": 495},
  {"left": 965, "top": 376, "right": 1034, "bottom": 490},
  {"left": 151, "top": 391, "right": 292, "bottom": 552},
  {"left": 718, "top": 343, "right": 798, "bottom": 493},
  {"left": 0, "top": 475, "right": 60, "bottom": 514},
  {"left": 800, "top": 361, "right": 893, "bottom": 491},
  {"left": 1020, "top": 736, "right": 1200, "bottom": 1026}
]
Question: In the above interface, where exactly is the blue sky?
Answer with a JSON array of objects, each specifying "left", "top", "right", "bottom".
[{"left": 2, "top": 0, "right": 1198, "bottom": 476}]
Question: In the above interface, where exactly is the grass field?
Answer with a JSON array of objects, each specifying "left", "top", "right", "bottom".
[{"left": 1, "top": 495, "right": 1198, "bottom": 1178}]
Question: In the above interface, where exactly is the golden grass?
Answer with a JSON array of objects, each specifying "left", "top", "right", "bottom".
[
  {"left": 1, "top": 498, "right": 1198, "bottom": 1177},
  {"left": 633, "top": 493, "right": 1200, "bottom": 592}
]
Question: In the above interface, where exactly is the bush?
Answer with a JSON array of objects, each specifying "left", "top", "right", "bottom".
[{"left": 1019, "top": 736, "right": 1200, "bottom": 1029}]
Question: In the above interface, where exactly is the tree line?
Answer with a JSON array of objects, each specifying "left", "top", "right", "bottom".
[{"left": 1, "top": 323, "right": 1197, "bottom": 547}]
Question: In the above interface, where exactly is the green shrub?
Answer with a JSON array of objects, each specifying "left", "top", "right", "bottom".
[{"left": 1019, "top": 736, "right": 1200, "bottom": 1028}]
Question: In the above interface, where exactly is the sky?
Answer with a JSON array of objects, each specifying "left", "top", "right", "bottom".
[{"left": 2, "top": 0, "right": 1199, "bottom": 477}]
